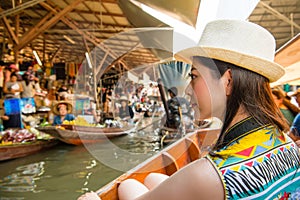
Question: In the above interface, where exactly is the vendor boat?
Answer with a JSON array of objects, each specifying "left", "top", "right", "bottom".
[
  {"left": 0, "top": 139, "right": 59, "bottom": 161},
  {"left": 81, "top": 128, "right": 219, "bottom": 200},
  {"left": 159, "top": 126, "right": 194, "bottom": 146},
  {"left": 37, "top": 125, "right": 135, "bottom": 145}
]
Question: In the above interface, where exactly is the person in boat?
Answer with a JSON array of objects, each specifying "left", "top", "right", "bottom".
[
  {"left": 272, "top": 89, "right": 299, "bottom": 125},
  {"left": 52, "top": 101, "right": 75, "bottom": 125},
  {"left": 3, "top": 73, "right": 23, "bottom": 99},
  {"left": 289, "top": 113, "right": 300, "bottom": 146},
  {"left": 117, "top": 96, "right": 134, "bottom": 122},
  {"left": 0, "top": 101, "right": 23, "bottom": 130},
  {"left": 164, "top": 87, "right": 181, "bottom": 129},
  {"left": 167, "top": 86, "right": 193, "bottom": 129},
  {"left": 78, "top": 20, "right": 300, "bottom": 200},
  {"left": 292, "top": 88, "right": 300, "bottom": 108},
  {"left": 83, "top": 99, "right": 99, "bottom": 124}
]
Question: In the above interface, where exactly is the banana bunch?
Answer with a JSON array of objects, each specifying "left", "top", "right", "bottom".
[
  {"left": 62, "top": 120, "right": 75, "bottom": 125},
  {"left": 62, "top": 117, "right": 95, "bottom": 126}
]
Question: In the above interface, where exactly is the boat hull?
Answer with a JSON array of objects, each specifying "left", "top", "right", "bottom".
[
  {"left": 94, "top": 128, "right": 220, "bottom": 200},
  {"left": 37, "top": 125, "right": 134, "bottom": 145},
  {"left": 0, "top": 139, "right": 59, "bottom": 161}
]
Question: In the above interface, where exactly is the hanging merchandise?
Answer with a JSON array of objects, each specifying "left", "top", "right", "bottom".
[
  {"left": 69, "top": 62, "right": 76, "bottom": 77},
  {"left": 44, "top": 62, "right": 52, "bottom": 76}
]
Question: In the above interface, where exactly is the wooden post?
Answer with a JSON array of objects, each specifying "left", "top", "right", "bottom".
[{"left": 157, "top": 78, "right": 170, "bottom": 124}]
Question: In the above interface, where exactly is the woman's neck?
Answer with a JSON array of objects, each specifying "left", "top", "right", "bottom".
[{"left": 227, "top": 106, "right": 250, "bottom": 131}]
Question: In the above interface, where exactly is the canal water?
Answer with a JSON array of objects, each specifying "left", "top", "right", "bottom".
[{"left": 0, "top": 123, "right": 162, "bottom": 200}]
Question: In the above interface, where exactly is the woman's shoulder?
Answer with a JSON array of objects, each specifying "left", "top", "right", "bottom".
[
  {"left": 164, "top": 158, "right": 224, "bottom": 199},
  {"left": 67, "top": 114, "right": 75, "bottom": 119}
]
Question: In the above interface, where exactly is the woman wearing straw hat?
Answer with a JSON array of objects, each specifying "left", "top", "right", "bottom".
[
  {"left": 79, "top": 20, "right": 300, "bottom": 200},
  {"left": 118, "top": 96, "right": 134, "bottom": 121},
  {"left": 52, "top": 101, "right": 75, "bottom": 125}
]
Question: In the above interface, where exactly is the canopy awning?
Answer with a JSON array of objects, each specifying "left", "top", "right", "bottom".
[
  {"left": 275, "top": 33, "right": 300, "bottom": 67},
  {"left": 132, "top": 0, "right": 201, "bottom": 27},
  {"left": 271, "top": 61, "right": 300, "bottom": 87}
]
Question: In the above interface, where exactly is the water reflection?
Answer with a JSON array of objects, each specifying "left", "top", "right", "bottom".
[
  {"left": 0, "top": 127, "right": 162, "bottom": 200},
  {"left": 0, "top": 162, "right": 45, "bottom": 193}
]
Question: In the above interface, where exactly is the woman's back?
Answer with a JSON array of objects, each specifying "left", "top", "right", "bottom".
[{"left": 207, "top": 117, "right": 300, "bottom": 199}]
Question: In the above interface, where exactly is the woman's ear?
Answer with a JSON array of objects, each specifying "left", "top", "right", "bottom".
[{"left": 222, "top": 69, "right": 233, "bottom": 96}]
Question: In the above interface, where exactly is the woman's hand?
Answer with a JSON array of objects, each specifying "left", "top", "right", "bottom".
[{"left": 77, "top": 192, "right": 101, "bottom": 200}]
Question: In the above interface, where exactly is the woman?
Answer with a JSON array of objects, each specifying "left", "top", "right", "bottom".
[
  {"left": 118, "top": 96, "right": 134, "bottom": 121},
  {"left": 52, "top": 101, "right": 75, "bottom": 125},
  {"left": 79, "top": 20, "right": 300, "bottom": 200},
  {"left": 0, "top": 62, "right": 5, "bottom": 99},
  {"left": 4, "top": 64, "right": 19, "bottom": 83},
  {"left": 3, "top": 73, "right": 23, "bottom": 99},
  {"left": 21, "top": 72, "right": 35, "bottom": 98},
  {"left": 289, "top": 113, "right": 300, "bottom": 143},
  {"left": 272, "top": 89, "right": 299, "bottom": 125},
  {"left": 292, "top": 88, "right": 300, "bottom": 107}
]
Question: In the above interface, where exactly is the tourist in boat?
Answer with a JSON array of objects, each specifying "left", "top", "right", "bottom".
[
  {"left": 272, "top": 89, "right": 299, "bottom": 125},
  {"left": 117, "top": 96, "right": 134, "bottom": 122},
  {"left": 52, "top": 101, "right": 75, "bottom": 125},
  {"left": 289, "top": 113, "right": 300, "bottom": 144},
  {"left": 78, "top": 20, "right": 300, "bottom": 200},
  {"left": 165, "top": 87, "right": 181, "bottom": 129},
  {"left": 166, "top": 86, "right": 193, "bottom": 129}
]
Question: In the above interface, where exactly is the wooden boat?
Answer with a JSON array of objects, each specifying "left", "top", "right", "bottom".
[
  {"left": 37, "top": 125, "right": 135, "bottom": 145},
  {"left": 89, "top": 128, "right": 220, "bottom": 200},
  {"left": 159, "top": 126, "right": 194, "bottom": 145},
  {"left": 0, "top": 139, "right": 59, "bottom": 161}
]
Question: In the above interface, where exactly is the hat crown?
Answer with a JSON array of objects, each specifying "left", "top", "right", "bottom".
[
  {"left": 199, "top": 20, "right": 276, "bottom": 62},
  {"left": 168, "top": 87, "right": 178, "bottom": 96},
  {"left": 175, "top": 19, "right": 285, "bottom": 82},
  {"left": 120, "top": 96, "right": 128, "bottom": 101}
]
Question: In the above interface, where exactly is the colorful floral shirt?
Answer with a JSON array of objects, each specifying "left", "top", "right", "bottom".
[{"left": 207, "top": 117, "right": 300, "bottom": 199}]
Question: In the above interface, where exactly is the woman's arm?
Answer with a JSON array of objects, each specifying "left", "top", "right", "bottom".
[
  {"left": 0, "top": 115, "right": 9, "bottom": 121},
  {"left": 119, "top": 158, "right": 224, "bottom": 200},
  {"left": 3, "top": 84, "right": 9, "bottom": 94},
  {"left": 18, "top": 82, "right": 23, "bottom": 93}
]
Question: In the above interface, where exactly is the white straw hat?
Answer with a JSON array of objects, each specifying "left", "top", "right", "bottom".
[{"left": 175, "top": 19, "right": 285, "bottom": 82}]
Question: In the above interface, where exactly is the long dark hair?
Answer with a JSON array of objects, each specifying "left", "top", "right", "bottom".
[{"left": 194, "top": 57, "right": 289, "bottom": 151}]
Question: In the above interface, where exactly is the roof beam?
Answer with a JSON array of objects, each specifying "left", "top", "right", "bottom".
[
  {"left": 40, "top": 1, "right": 119, "bottom": 60},
  {"left": 16, "top": 11, "right": 53, "bottom": 50},
  {"left": 258, "top": 1, "right": 300, "bottom": 30},
  {"left": 0, "top": 0, "right": 46, "bottom": 19},
  {"left": 82, "top": 36, "right": 91, "bottom": 53},
  {"left": 0, "top": 7, "right": 19, "bottom": 45},
  {"left": 72, "top": 9, "right": 125, "bottom": 18},
  {"left": 17, "top": 17, "right": 131, "bottom": 29},
  {"left": 50, "top": 45, "right": 64, "bottom": 62},
  {"left": 16, "top": 0, "right": 84, "bottom": 50},
  {"left": 103, "top": 42, "right": 140, "bottom": 74},
  {"left": 1, "top": 16, "right": 19, "bottom": 45}
]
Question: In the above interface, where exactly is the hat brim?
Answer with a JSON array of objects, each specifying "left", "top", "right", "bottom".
[
  {"left": 119, "top": 99, "right": 128, "bottom": 103},
  {"left": 52, "top": 101, "right": 73, "bottom": 115},
  {"left": 175, "top": 47, "right": 285, "bottom": 83}
]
